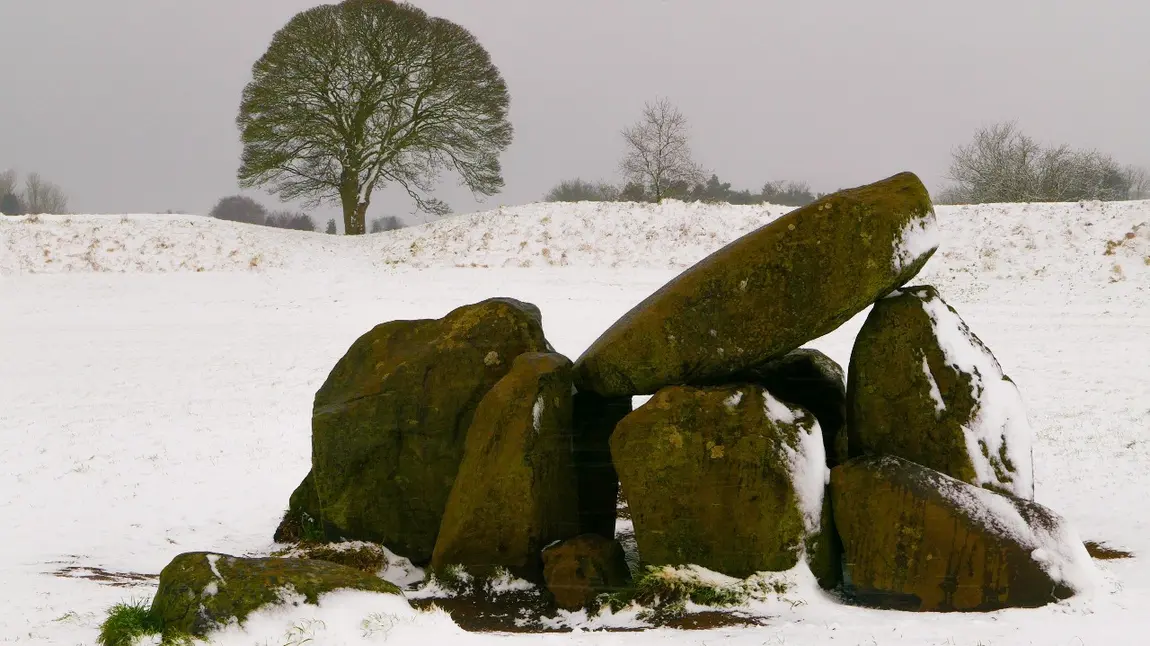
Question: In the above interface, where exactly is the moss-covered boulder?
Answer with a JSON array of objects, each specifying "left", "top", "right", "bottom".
[
  {"left": 572, "top": 391, "right": 632, "bottom": 539},
  {"left": 273, "top": 470, "right": 324, "bottom": 543},
  {"left": 831, "top": 456, "right": 1096, "bottom": 611},
  {"left": 573, "top": 172, "right": 938, "bottom": 397},
  {"left": 311, "top": 298, "right": 550, "bottom": 563},
  {"left": 432, "top": 353, "right": 581, "bottom": 580},
  {"left": 735, "top": 348, "right": 849, "bottom": 467},
  {"left": 847, "top": 286, "right": 1034, "bottom": 498},
  {"left": 610, "top": 384, "right": 837, "bottom": 584},
  {"left": 150, "top": 552, "right": 401, "bottom": 638},
  {"left": 542, "top": 534, "right": 633, "bottom": 611}
]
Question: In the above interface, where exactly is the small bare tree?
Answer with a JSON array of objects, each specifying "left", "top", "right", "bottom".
[
  {"left": 23, "top": 172, "right": 69, "bottom": 214},
  {"left": 0, "top": 170, "right": 16, "bottom": 199},
  {"left": 620, "top": 97, "right": 705, "bottom": 203}
]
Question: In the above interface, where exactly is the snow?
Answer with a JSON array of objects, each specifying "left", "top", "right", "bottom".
[
  {"left": 1, "top": 198, "right": 1149, "bottom": 645},
  {"left": 926, "top": 463, "right": 1102, "bottom": 595},
  {"left": 206, "top": 554, "right": 225, "bottom": 582},
  {"left": 918, "top": 288, "right": 1036, "bottom": 499},
  {"left": 767, "top": 393, "right": 829, "bottom": 536},
  {"left": 486, "top": 570, "right": 538, "bottom": 595},
  {"left": 893, "top": 205, "right": 941, "bottom": 272},
  {"left": 921, "top": 352, "right": 947, "bottom": 414},
  {"left": 723, "top": 391, "right": 743, "bottom": 409},
  {"left": 762, "top": 390, "right": 798, "bottom": 425},
  {"left": 531, "top": 395, "right": 544, "bottom": 433}
]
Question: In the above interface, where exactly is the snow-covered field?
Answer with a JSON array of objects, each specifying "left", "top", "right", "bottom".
[{"left": 1, "top": 200, "right": 1147, "bottom": 645}]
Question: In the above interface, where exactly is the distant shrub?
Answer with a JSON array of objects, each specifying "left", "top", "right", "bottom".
[
  {"left": 544, "top": 179, "right": 621, "bottom": 202},
  {"left": 265, "top": 210, "right": 317, "bottom": 232},
  {"left": 370, "top": 215, "right": 405, "bottom": 233}
]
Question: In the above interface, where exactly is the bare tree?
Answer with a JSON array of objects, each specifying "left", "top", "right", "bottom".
[
  {"left": 620, "top": 97, "right": 705, "bottom": 203},
  {"left": 948, "top": 121, "right": 1135, "bottom": 203},
  {"left": 23, "top": 172, "right": 69, "bottom": 214},
  {"left": 0, "top": 170, "right": 16, "bottom": 199}
]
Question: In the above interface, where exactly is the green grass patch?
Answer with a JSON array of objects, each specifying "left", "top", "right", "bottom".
[
  {"left": 594, "top": 565, "right": 750, "bottom": 620},
  {"left": 97, "top": 599, "right": 162, "bottom": 646},
  {"left": 97, "top": 599, "right": 193, "bottom": 646}
]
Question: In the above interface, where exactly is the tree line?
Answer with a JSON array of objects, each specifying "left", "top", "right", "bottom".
[
  {"left": 207, "top": 194, "right": 406, "bottom": 235},
  {"left": 0, "top": 170, "right": 69, "bottom": 215},
  {"left": 544, "top": 98, "right": 1149, "bottom": 207}
]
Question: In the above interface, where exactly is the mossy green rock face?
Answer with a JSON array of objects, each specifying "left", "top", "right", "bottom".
[
  {"left": 831, "top": 456, "right": 1088, "bottom": 611},
  {"left": 273, "top": 470, "right": 323, "bottom": 543},
  {"left": 611, "top": 384, "right": 835, "bottom": 582},
  {"left": 847, "top": 286, "right": 1034, "bottom": 498},
  {"left": 735, "top": 348, "right": 849, "bottom": 468},
  {"left": 542, "top": 534, "right": 633, "bottom": 611},
  {"left": 311, "top": 298, "right": 550, "bottom": 563},
  {"left": 572, "top": 391, "right": 632, "bottom": 538},
  {"left": 573, "top": 172, "right": 937, "bottom": 397},
  {"left": 432, "top": 352, "right": 581, "bottom": 581},
  {"left": 150, "top": 552, "right": 400, "bottom": 638}
]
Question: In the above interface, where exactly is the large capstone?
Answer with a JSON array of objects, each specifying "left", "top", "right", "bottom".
[
  {"left": 432, "top": 353, "right": 582, "bottom": 581},
  {"left": 847, "top": 285, "right": 1034, "bottom": 498},
  {"left": 610, "top": 384, "right": 837, "bottom": 585},
  {"left": 831, "top": 456, "right": 1096, "bottom": 611},
  {"left": 573, "top": 172, "right": 938, "bottom": 397},
  {"left": 150, "top": 552, "right": 401, "bottom": 638},
  {"left": 311, "top": 298, "right": 550, "bottom": 563}
]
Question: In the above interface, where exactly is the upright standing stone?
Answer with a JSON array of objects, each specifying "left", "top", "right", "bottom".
[
  {"left": 432, "top": 353, "right": 581, "bottom": 581},
  {"left": 611, "top": 384, "right": 835, "bottom": 583},
  {"left": 311, "top": 298, "right": 550, "bottom": 563},
  {"left": 847, "top": 286, "right": 1034, "bottom": 498}
]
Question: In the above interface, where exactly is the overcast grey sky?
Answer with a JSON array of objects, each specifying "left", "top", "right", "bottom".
[{"left": 2, "top": 0, "right": 1148, "bottom": 223}]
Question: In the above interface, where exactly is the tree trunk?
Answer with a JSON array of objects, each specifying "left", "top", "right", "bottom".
[{"left": 339, "top": 172, "right": 364, "bottom": 235}]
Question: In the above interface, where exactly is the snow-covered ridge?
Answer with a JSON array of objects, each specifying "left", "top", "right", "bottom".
[{"left": 1, "top": 200, "right": 1147, "bottom": 284}]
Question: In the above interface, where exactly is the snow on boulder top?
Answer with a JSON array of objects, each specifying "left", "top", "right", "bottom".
[
  {"left": 2, "top": 200, "right": 1147, "bottom": 285},
  {"left": 917, "top": 288, "right": 1035, "bottom": 499}
]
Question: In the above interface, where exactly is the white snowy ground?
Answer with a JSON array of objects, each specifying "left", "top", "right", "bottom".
[{"left": 1, "top": 200, "right": 1147, "bottom": 645}]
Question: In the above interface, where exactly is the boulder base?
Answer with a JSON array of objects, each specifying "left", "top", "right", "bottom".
[
  {"left": 542, "top": 534, "right": 633, "bottom": 611},
  {"left": 150, "top": 552, "right": 400, "bottom": 637},
  {"left": 831, "top": 456, "right": 1095, "bottom": 611}
]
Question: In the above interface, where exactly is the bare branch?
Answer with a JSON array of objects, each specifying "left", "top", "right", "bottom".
[{"left": 619, "top": 97, "right": 705, "bottom": 202}]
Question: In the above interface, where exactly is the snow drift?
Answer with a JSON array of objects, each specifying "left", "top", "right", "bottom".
[{"left": 2, "top": 199, "right": 1147, "bottom": 286}]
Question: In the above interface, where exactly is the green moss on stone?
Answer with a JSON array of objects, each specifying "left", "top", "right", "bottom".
[
  {"left": 149, "top": 552, "right": 400, "bottom": 638},
  {"left": 610, "top": 385, "right": 822, "bottom": 579},
  {"left": 573, "top": 172, "right": 937, "bottom": 397},
  {"left": 431, "top": 352, "right": 581, "bottom": 581},
  {"left": 310, "top": 298, "right": 550, "bottom": 563}
]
